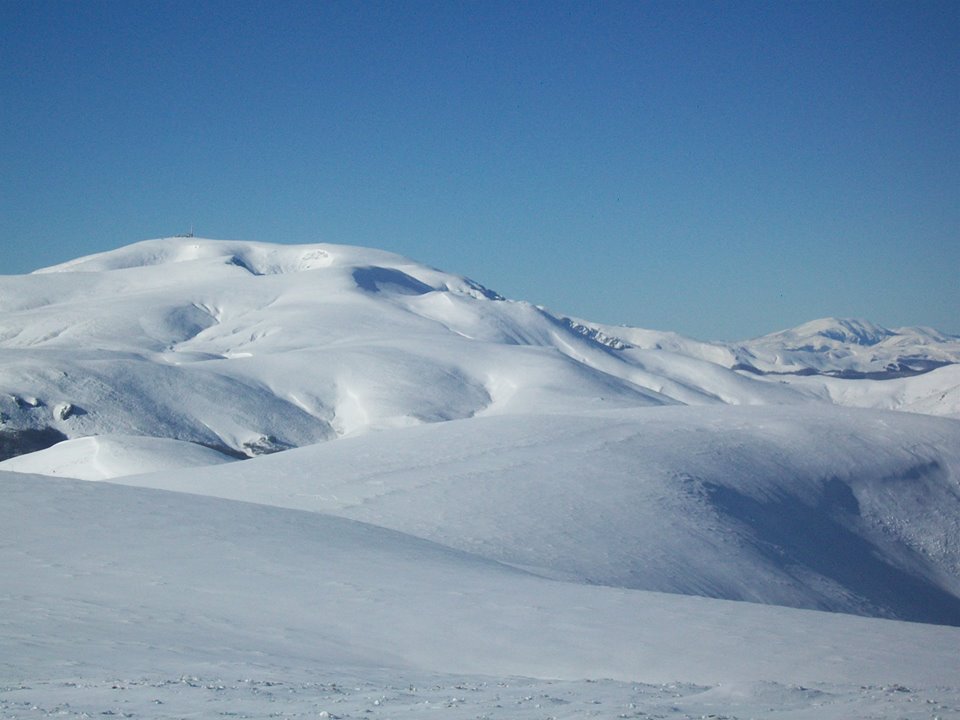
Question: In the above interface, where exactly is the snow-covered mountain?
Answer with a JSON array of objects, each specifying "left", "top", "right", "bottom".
[
  {"left": 0, "top": 237, "right": 956, "bottom": 462},
  {"left": 740, "top": 317, "right": 960, "bottom": 374},
  {"left": 3, "top": 238, "right": 959, "bottom": 718}
]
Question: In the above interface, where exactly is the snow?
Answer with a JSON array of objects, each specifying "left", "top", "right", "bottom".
[
  {"left": 770, "top": 362, "right": 960, "bottom": 417},
  {"left": 111, "top": 404, "right": 960, "bottom": 624},
  {"left": 2, "top": 237, "right": 959, "bottom": 717},
  {"left": 587, "top": 315, "right": 960, "bottom": 412},
  {"left": 4, "top": 675, "right": 959, "bottom": 720},
  {"left": 0, "top": 433, "right": 235, "bottom": 479},
  {"left": 1, "top": 237, "right": 956, "bottom": 465},
  {"left": 3, "top": 472, "right": 960, "bottom": 719}
]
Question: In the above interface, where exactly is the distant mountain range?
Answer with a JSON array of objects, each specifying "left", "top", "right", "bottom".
[{"left": 594, "top": 315, "right": 959, "bottom": 378}]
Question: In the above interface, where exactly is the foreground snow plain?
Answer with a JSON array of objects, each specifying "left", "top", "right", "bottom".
[
  {"left": 2, "top": 238, "right": 959, "bottom": 718},
  {"left": 4, "top": 472, "right": 960, "bottom": 719}
]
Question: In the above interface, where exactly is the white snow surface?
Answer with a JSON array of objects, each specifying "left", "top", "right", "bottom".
[
  {"left": 1, "top": 238, "right": 956, "bottom": 466},
  {"left": 3, "top": 238, "right": 960, "bottom": 717},
  {"left": 588, "top": 316, "right": 960, "bottom": 416},
  {"left": 0, "top": 433, "right": 235, "bottom": 479},
  {"left": 4, "top": 472, "right": 960, "bottom": 719},
  {"left": 113, "top": 404, "right": 960, "bottom": 625}
]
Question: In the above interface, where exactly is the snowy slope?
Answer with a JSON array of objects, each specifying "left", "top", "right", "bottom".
[
  {"left": 2, "top": 237, "right": 957, "bottom": 622},
  {"left": 739, "top": 317, "right": 960, "bottom": 376},
  {"left": 0, "top": 433, "right": 235, "bottom": 479},
  {"left": 1, "top": 237, "right": 956, "bottom": 466},
  {"left": 0, "top": 238, "right": 672, "bottom": 459},
  {"left": 113, "top": 404, "right": 960, "bottom": 626},
  {"left": 3, "top": 472, "right": 960, "bottom": 720}
]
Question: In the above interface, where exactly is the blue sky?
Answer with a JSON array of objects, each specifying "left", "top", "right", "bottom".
[{"left": 1, "top": 0, "right": 957, "bottom": 340}]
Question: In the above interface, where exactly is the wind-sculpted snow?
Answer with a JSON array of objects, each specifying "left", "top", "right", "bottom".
[
  {"left": 0, "top": 433, "right": 235, "bottom": 479},
  {"left": 0, "top": 238, "right": 687, "bottom": 456},
  {"left": 111, "top": 405, "right": 960, "bottom": 626},
  {"left": 1, "top": 237, "right": 956, "bottom": 463},
  {"left": 33, "top": 238, "right": 334, "bottom": 275}
]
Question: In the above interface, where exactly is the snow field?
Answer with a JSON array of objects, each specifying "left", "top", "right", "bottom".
[
  {"left": 3, "top": 474, "right": 960, "bottom": 692},
  {"left": 105, "top": 405, "right": 960, "bottom": 625},
  {"left": 4, "top": 674, "right": 959, "bottom": 719}
]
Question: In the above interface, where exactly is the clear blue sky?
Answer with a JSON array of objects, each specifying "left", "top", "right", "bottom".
[{"left": 1, "top": 0, "right": 957, "bottom": 340}]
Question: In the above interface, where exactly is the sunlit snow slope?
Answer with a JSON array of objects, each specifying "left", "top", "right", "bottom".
[
  {"left": 1, "top": 237, "right": 956, "bottom": 465},
  {"left": 4, "top": 471, "right": 959, "bottom": 689},
  {"left": 116, "top": 404, "right": 960, "bottom": 625},
  {"left": 0, "top": 238, "right": 671, "bottom": 459},
  {"left": 3, "top": 238, "right": 960, "bottom": 717}
]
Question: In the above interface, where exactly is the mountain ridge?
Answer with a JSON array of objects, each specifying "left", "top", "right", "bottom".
[{"left": 0, "top": 237, "right": 957, "bottom": 464}]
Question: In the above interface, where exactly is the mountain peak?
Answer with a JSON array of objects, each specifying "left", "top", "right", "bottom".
[
  {"left": 778, "top": 317, "right": 894, "bottom": 346},
  {"left": 0, "top": 236, "right": 955, "bottom": 462},
  {"left": 34, "top": 237, "right": 346, "bottom": 275}
]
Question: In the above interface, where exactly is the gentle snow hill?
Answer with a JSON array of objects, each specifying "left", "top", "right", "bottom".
[
  {"left": 0, "top": 238, "right": 957, "bottom": 463},
  {"left": 114, "top": 404, "right": 960, "bottom": 626},
  {"left": 4, "top": 472, "right": 960, "bottom": 690},
  {"left": 0, "top": 433, "right": 235, "bottom": 480}
]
